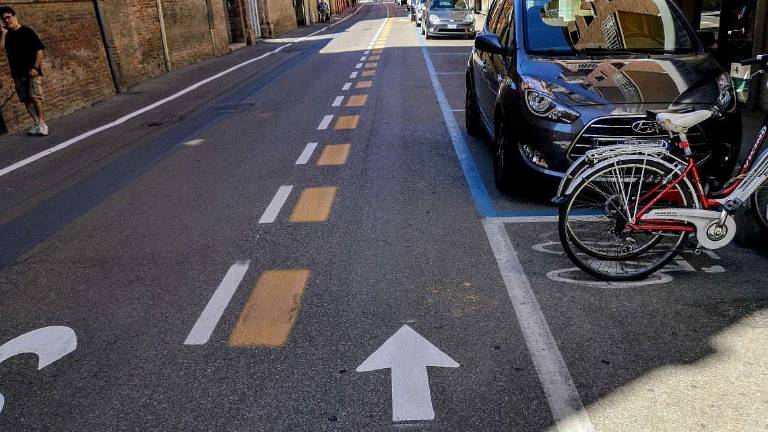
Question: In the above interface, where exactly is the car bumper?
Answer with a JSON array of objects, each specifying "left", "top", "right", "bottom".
[
  {"left": 514, "top": 106, "right": 741, "bottom": 181},
  {"left": 425, "top": 22, "right": 474, "bottom": 35}
]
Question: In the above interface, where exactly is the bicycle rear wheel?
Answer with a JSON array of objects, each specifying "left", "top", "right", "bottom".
[
  {"left": 559, "top": 158, "right": 698, "bottom": 281},
  {"left": 750, "top": 179, "right": 768, "bottom": 231}
]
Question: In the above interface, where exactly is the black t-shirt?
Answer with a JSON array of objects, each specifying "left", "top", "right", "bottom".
[{"left": 5, "top": 26, "right": 45, "bottom": 79}]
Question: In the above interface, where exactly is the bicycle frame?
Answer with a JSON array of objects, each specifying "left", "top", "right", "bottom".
[{"left": 627, "top": 118, "right": 768, "bottom": 233}]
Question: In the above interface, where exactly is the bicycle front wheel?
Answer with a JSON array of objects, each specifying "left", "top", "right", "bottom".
[
  {"left": 559, "top": 158, "right": 698, "bottom": 281},
  {"left": 750, "top": 179, "right": 768, "bottom": 231}
]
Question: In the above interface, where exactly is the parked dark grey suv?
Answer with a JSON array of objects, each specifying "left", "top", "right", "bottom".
[{"left": 465, "top": 0, "right": 741, "bottom": 192}]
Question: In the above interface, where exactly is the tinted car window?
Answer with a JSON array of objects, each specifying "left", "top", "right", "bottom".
[
  {"left": 523, "top": 0, "right": 696, "bottom": 54},
  {"left": 430, "top": 0, "right": 469, "bottom": 10}
]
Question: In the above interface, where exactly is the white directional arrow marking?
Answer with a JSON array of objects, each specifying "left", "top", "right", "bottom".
[
  {"left": 356, "top": 325, "right": 459, "bottom": 422},
  {"left": 0, "top": 326, "right": 77, "bottom": 415}
]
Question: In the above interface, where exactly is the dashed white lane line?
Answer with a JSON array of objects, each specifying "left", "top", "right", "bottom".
[
  {"left": 259, "top": 185, "right": 294, "bottom": 224},
  {"left": 342, "top": 83, "right": 352, "bottom": 91},
  {"left": 350, "top": 71, "right": 358, "bottom": 79},
  {"left": 184, "top": 260, "right": 250, "bottom": 345},
  {"left": 364, "top": 50, "right": 370, "bottom": 55},
  {"left": 332, "top": 96, "right": 344, "bottom": 107},
  {"left": 360, "top": 56, "right": 368, "bottom": 61},
  {"left": 0, "top": 5, "right": 371, "bottom": 179},
  {"left": 356, "top": 63, "right": 364, "bottom": 69},
  {"left": 318, "top": 115, "right": 334, "bottom": 130},
  {"left": 482, "top": 218, "right": 594, "bottom": 432},
  {"left": 295, "top": 142, "right": 318, "bottom": 165}
]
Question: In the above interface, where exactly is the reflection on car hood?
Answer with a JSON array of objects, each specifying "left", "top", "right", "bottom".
[
  {"left": 430, "top": 9, "right": 470, "bottom": 20},
  {"left": 520, "top": 54, "right": 723, "bottom": 107}
]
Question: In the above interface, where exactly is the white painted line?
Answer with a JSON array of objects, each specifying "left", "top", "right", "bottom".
[
  {"left": 332, "top": 96, "right": 344, "bottom": 107},
  {"left": 0, "top": 5, "right": 369, "bottom": 179},
  {"left": 360, "top": 56, "right": 368, "bottom": 61},
  {"left": 259, "top": 185, "right": 294, "bottom": 223},
  {"left": 0, "top": 326, "right": 77, "bottom": 415},
  {"left": 184, "top": 261, "right": 250, "bottom": 345},
  {"left": 482, "top": 219, "right": 594, "bottom": 432},
  {"left": 364, "top": 50, "right": 370, "bottom": 55},
  {"left": 295, "top": 142, "right": 318, "bottom": 165},
  {"left": 350, "top": 71, "right": 358, "bottom": 78},
  {"left": 451, "top": 109, "right": 465, "bottom": 112},
  {"left": 318, "top": 115, "right": 334, "bottom": 130},
  {"left": 356, "top": 62, "right": 364, "bottom": 69},
  {"left": 487, "top": 216, "right": 559, "bottom": 224},
  {"left": 342, "top": 82, "right": 352, "bottom": 91}
]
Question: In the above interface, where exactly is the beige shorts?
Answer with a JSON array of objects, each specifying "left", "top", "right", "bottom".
[{"left": 14, "top": 76, "right": 43, "bottom": 103}]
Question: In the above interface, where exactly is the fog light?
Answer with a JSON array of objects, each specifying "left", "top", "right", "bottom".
[{"left": 521, "top": 144, "right": 549, "bottom": 168}]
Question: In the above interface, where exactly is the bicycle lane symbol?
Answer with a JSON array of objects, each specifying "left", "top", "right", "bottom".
[
  {"left": 532, "top": 241, "right": 726, "bottom": 288},
  {"left": 0, "top": 326, "right": 77, "bottom": 415}
]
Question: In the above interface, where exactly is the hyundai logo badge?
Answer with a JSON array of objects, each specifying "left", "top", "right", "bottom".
[{"left": 631, "top": 120, "right": 659, "bottom": 134}]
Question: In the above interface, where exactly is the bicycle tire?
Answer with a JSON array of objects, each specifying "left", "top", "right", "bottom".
[
  {"left": 750, "top": 179, "right": 768, "bottom": 231},
  {"left": 558, "top": 158, "right": 698, "bottom": 281}
]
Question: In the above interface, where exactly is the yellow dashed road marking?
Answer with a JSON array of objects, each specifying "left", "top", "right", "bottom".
[
  {"left": 228, "top": 269, "right": 310, "bottom": 348},
  {"left": 364, "top": 62, "right": 378, "bottom": 68},
  {"left": 317, "top": 144, "right": 351, "bottom": 166},
  {"left": 355, "top": 81, "right": 372, "bottom": 89},
  {"left": 362, "top": 70, "right": 376, "bottom": 77},
  {"left": 368, "top": 55, "right": 381, "bottom": 61},
  {"left": 334, "top": 115, "right": 360, "bottom": 128},
  {"left": 372, "top": 49, "right": 383, "bottom": 54},
  {"left": 289, "top": 186, "right": 338, "bottom": 222},
  {"left": 346, "top": 95, "right": 368, "bottom": 106}
]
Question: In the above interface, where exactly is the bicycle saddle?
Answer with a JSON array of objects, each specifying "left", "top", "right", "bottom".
[{"left": 656, "top": 110, "right": 712, "bottom": 133}]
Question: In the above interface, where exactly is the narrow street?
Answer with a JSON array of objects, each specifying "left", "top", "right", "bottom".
[{"left": 0, "top": 1, "right": 767, "bottom": 431}]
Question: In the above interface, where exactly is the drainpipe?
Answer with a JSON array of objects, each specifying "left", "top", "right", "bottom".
[
  {"left": 156, "top": 0, "right": 172, "bottom": 71},
  {"left": 92, "top": 0, "right": 121, "bottom": 93},
  {"left": 205, "top": 0, "right": 217, "bottom": 55}
]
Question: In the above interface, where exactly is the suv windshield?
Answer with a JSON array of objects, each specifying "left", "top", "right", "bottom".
[
  {"left": 430, "top": 0, "right": 469, "bottom": 10},
  {"left": 523, "top": 0, "right": 697, "bottom": 54}
]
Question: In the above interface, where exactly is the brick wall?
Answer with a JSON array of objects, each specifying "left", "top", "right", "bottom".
[
  {"left": 257, "top": 0, "right": 297, "bottom": 37},
  {"left": 101, "top": 0, "right": 230, "bottom": 88},
  {"left": 0, "top": 1, "right": 115, "bottom": 133},
  {"left": 161, "top": 0, "right": 218, "bottom": 69},
  {"left": 100, "top": 0, "right": 166, "bottom": 88}
]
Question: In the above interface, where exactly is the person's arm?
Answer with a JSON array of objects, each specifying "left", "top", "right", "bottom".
[
  {"left": 0, "top": 28, "right": 6, "bottom": 51},
  {"left": 29, "top": 49, "right": 43, "bottom": 77}
]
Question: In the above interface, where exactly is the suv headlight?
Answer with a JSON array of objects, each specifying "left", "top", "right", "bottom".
[
  {"left": 429, "top": 15, "right": 440, "bottom": 23},
  {"left": 715, "top": 72, "right": 736, "bottom": 113},
  {"left": 521, "top": 77, "right": 580, "bottom": 123},
  {"left": 464, "top": 14, "right": 474, "bottom": 22}
]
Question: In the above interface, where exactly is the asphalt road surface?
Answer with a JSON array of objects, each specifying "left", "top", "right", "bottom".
[{"left": 1, "top": 2, "right": 767, "bottom": 431}]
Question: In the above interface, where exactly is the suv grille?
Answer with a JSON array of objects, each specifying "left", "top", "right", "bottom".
[{"left": 568, "top": 116, "right": 710, "bottom": 163}]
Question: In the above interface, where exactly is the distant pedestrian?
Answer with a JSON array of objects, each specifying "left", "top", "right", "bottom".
[
  {"left": 318, "top": 0, "right": 330, "bottom": 22},
  {"left": 0, "top": 6, "right": 47, "bottom": 136}
]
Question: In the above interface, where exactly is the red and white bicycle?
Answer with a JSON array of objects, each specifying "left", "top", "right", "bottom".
[{"left": 556, "top": 55, "right": 768, "bottom": 281}]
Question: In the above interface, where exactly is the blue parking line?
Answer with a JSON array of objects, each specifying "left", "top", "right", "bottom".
[{"left": 417, "top": 30, "right": 558, "bottom": 218}]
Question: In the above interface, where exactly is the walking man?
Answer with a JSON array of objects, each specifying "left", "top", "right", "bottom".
[{"left": 0, "top": 6, "right": 47, "bottom": 136}]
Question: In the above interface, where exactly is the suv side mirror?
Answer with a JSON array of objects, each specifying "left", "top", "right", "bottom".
[
  {"left": 475, "top": 32, "right": 509, "bottom": 56},
  {"left": 696, "top": 30, "right": 716, "bottom": 49}
]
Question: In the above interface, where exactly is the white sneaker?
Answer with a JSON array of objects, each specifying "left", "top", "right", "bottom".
[
  {"left": 28, "top": 124, "right": 40, "bottom": 135},
  {"left": 37, "top": 123, "right": 48, "bottom": 136}
]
